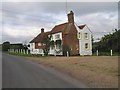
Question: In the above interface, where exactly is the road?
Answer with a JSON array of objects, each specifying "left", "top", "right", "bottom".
[{"left": 2, "top": 53, "right": 87, "bottom": 88}]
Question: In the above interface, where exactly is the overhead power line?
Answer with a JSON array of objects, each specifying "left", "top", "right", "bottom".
[{"left": 66, "top": 0, "right": 68, "bottom": 15}]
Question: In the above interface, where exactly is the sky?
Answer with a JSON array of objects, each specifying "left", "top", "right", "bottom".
[{"left": 1, "top": 1, "right": 119, "bottom": 44}]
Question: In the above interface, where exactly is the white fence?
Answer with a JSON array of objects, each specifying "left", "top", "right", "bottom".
[
  {"left": 96, "top": 49, "right": 113, "bottom": 56},
  {"left": 8, "top": 49, "right": 29, "bottom": 55}
]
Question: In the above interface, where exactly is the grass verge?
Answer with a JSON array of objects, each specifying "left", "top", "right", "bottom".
[{"left": 26, "top": 56, "right": 118, "bottom": 88}]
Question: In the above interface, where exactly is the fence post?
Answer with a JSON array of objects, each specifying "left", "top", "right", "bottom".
[
  {"left": 8, "top": 49, "right": 9, "bottom": 52},
  {"left": 23, "top": 49, "right": 25, "bottom": 54},
  {"left": 17, "top": 49, "right": 18, "bottom": 53},
  {"left": 67, "top": 51, "right": 69, "bottom": 57},
  {"left": 26, "top": 49, "right": 29, "bottom": 54},
  {"left": 42, "top": 53, "right": 44, "bottom": 56},
  {"left": 97, "top": 50, "right": 98, "bottom": 56},
  {"left": 111, "top": 49, "right": 112, "bottom": 56},
  {"left": 21, "top": 49, "right": 22, "bottom": 54},
  {"left": 16, "top": 49, "right": 18, "bottom": 53},
  {"left": 19, "top": 49, "right": 20, "bottom": 53},
  {"left": 15, "top": 49, "right": 16, "bottom": 53},
  {"left": 54, "top": 50, "right": 56, "bottom": 56},
  {"left": 12, "top": 49, "right": 14, "bottom": 53},
  {"left": 54, "top": 53, "right": 56, "bottom": 56},
  {"left": 10, "top": 49, "right": 11, "bottom": 52}
]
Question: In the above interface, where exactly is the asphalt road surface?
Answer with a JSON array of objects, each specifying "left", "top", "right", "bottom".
[{"left": 2, "top": 53, "right": 88, "bottom": 88}]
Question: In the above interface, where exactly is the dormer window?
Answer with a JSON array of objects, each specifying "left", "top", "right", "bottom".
[
  {"left": 84, "top": 33, "right": 88, "bottom": 39},
  {"left": 38, "top": 43, "right": 41, "bottom": 46},
  {"left": 48, "top": 35, "right": 51, "bottom": 38}
]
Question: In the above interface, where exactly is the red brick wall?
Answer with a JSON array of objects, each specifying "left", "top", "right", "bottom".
[{"left": 62, "top": 24, "right": 79, "bottom": 55}]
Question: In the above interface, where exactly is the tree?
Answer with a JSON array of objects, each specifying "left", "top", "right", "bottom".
[
  {"left": 41, "top": 35, "right": 51, "bottom": 56},
  {"left": 2, "top": 41, "right": 10, "bottom": 51},
  {"left": 62, "top": 44, "right": 71, "bottom": 56},
  {"left": 92, "top": 29, "right": 120, "bottom": 53},
  {"left": 23, "top": 40, "right": 28, "bottom": 50}
]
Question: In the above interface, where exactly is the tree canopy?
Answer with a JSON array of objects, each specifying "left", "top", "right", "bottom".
[
  {"left": 41, "top": 35, "right": 51, "bottom": 56},
  {"left": 93, "top": 29, "right": 120, "bottom": 52},
  {"left": 2, "top": 41, "right": 10, "bottom": 51}
]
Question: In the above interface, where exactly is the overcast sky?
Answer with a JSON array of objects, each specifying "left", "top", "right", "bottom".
[{"left": 1, "top": 2, "right": 118, "bottom": 44}]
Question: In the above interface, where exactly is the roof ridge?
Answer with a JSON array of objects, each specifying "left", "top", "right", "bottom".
[{"left": 55, "top": 22, "right": 68, "bottom": 26}]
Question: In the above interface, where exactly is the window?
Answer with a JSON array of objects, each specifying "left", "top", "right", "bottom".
[
  {"left": 84, "top": 33, "right": 88, "bottom": 39},
  {"left": 56, "top": 44, "right": 61, "bottom": 49},
  {"left": 51, "top": 36, "right": 53, "bottom": 40},
  {"left": 38, "top": 43, "right": 41, "bottom": 46},
  {"left": 31, "top": 49, "right": 33, "bottom": 52},
  {"left": 39, "top": 49, "right": 42, "bottom": 53},
  {"left": 77, "top": 32, "right": 81, "bottom": 39},
  {"left": 48, "top": 35, "right": 51, "bottom": 38},
  {"left": 51, "top": 46, "right": 54, "bottom": 50},
  {"left": 31, "top": 43, "right": 34, "bottom": 47},
  {"left": 85, "top": 43, "right": 89, "bottom": 49},
  {"left": 55, "top": 34, "right": 60, "bottom": 39},
  {"left": 43, "top": 44, "right": 46, "bottom": 46}
]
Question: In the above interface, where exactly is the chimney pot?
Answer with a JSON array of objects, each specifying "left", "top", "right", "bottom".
[
  {"left": 41, "top": 28, "right": 44, "bottom": 33},
  {"left": 67, "top": 11, "right": 74, "bottom": 23}
]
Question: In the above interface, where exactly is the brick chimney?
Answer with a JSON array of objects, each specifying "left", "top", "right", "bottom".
[
  {"left": 41, "top": 28, "right": 44, "bottom": 33},
  {"left": 67, "top": 11, "right": 74, "bottom": 23}
]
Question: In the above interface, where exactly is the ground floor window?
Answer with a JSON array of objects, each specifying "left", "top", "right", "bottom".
[
  {"left": 51, "top": 46, "right": 54, "bottom": 50},
  {"left": 39, "top": 49, "right": 42, "bottom": 53},
  {"left": 56, "top": 44, "right": 62, "bottom": 49}
]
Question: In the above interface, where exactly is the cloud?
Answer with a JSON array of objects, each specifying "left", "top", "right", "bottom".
[
  {"left": 1, "top": 2, "right": 118, "bottom": 43},
  {"left": 76, "top": 12, "right": 118, "bottom": 38}
]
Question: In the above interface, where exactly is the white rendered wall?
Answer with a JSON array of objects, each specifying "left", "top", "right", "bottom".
[
  {"left": 75, "top": 23, "right": 92, "bottom": 55},
  {"left": 49, "top": 32, "right": 63, "bottom": 55},
  {"left": 29, "top": 43, "right": 44, "bottom": 54}
]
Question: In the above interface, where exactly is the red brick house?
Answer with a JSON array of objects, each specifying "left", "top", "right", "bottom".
[{"left": 29, "top": 11, "right": 92, "bottom": 55}]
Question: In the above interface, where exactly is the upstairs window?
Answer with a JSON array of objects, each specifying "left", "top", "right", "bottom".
[
  {"left": 51, "top": 36, "right": 53, "bottom": 40},
  {"left": 38, "top": 43, "right": 41, "bottom": 46},
  {"left": 55, "top": 34, "right": 60, "bottom": 39},
  {"left": 84, "top": 33, "right": 89, "bottom": 39},
  {"left": 48, "top": 35, "right": 51, "bottom": 38},
  {"left": 77, "top": 32, "right": 81, "bottom": 39}
]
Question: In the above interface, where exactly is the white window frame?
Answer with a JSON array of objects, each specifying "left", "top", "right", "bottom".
[
  {"left": 38, "top": 43, "right": 41, "bottom": 46},
  {"left": 85, "top": 43, "right": 89, "bottom": 50},
  {"left": 77, "top": 32, "right": 82, "bottom": 39},
  {"left": 51, "top": 35, "right": 53, "bottom": 40},
  {"left": 55, "top": 34, "right": 60, "bottom": 40},
  {"left": 39, "top": 49, "right": 42, "bottom": 53},
  {"left": 84, "top": 33, "right": 89, "bottom": 39}
]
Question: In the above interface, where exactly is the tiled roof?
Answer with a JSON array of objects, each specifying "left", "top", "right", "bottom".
[
  {"left": 51, "top": 22, "right": 74, "bottom": 34},
  {"left": 30, "top": 31, "right": 50, "bottom": 43},
  {"left": 50, "top": 23, "right": 68, "bottom": 34},
  {"left": 30, "top": 23, "right": 87, "bottom": 43},
  {"left": 51, "top": 23, "right": 86, "bottom": 34}
]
